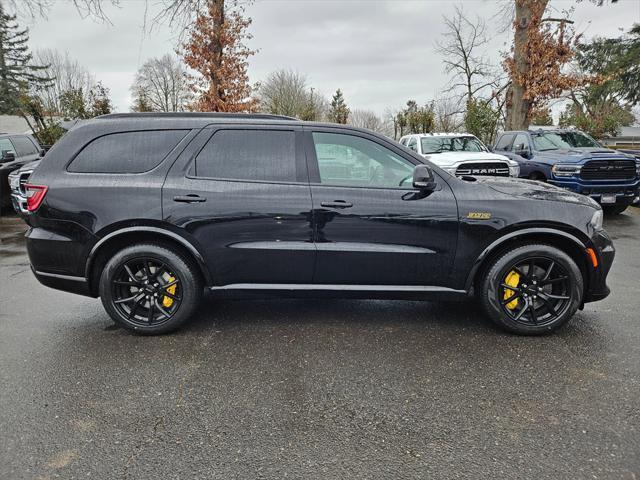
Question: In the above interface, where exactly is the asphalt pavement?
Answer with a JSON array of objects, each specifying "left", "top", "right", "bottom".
[{"left": 1, "top": 210, "right": 639, "bottom": 479}]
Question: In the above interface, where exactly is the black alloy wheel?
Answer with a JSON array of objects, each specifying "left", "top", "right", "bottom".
[
  {"left": 481, "top": 244, "right": 583, "bottom": 335},
  {"left": 111, "top": 257, "right": 183, "bottom": 327},
  {"left": 99, "top": 243, "right": 202, "bottom": 334},
  {"left": 497, "top": 257, "right": 572, "bottom": 328}
]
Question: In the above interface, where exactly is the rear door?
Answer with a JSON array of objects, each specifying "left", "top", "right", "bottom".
[
  {"left": 304, "top": 128, "right": 459, "bottom": 287},
  {"left": 163, "top": 124, "right": 315, "bottom": 286}
]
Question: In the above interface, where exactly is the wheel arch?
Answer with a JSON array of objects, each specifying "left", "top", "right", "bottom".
[
  {"left": 467, "top": 228, "right": 592, "bottom": 296},
  {"left": 86, "top": 226, "right": 212, "bottom": 296}
]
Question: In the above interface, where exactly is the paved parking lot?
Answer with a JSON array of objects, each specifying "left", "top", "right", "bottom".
[{"left": 1, "top": 210, "right": 639, "bottom": 479}]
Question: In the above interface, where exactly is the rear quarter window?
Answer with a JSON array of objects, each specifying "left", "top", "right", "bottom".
[{"left": 68, "top": 130, "right": 188, "bottom": 174}]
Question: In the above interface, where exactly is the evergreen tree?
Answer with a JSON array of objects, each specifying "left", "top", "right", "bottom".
[
  {"left": 0, "top": 4, "right": 51, "bottom": 114},
  {"left": 328, "top": 89, "right": 349, "bottom": 124}
]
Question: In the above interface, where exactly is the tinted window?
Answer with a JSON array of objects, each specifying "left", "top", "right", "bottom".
[
  {"left": 194, "top": 129, "right": 297, "bottom": 182},
  {"left": 312, "top": 132, "right": 414, "bottom": 188},
  {"left": 69, "top": 130, "right": 187, "bottom": 174},
  {"left": 495, "top": 134, "right": 515, "bottom": 151},
  {"left": 0, "top": 138, "right": 15, "bottom": 155},
  {"left": 11, "top": 136, "right": 38, "bottom": 156}
]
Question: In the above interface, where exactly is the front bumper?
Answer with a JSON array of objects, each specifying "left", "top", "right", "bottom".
[
  {"left": 549, "top": 178, "right": 640, "bottom": 206},
  {"left": 583, "top": 228, "right": 615, "bottom": 303}
]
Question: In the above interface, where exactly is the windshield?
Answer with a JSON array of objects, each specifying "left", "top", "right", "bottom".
[
  {"left": 531, "top": 133, "right": 572, "bottom": 151},
  {"left": 556, "top": 131, "right": 601, "bottom": 148},
  {"left": 421, "top": 136, "right": 486, "bottom": 154}
]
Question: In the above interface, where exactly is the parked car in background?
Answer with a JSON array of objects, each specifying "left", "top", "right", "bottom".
[
  {"left": 493, "top": 129, "right": 640, "bottom": 214},
  {"left": 23, "top": 113, "right": 614, "bottom": 336},
  {"left": 399, "top": 133, "right": 520, "bottom": 178},
  {"left": 8, "top": 159, "right": 41, "bottom": 215},
  {"left": 0, "top": 133, "right": 43, "bottom": 210}
]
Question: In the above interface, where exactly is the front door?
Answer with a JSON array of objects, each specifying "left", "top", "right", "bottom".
[
  {"left": 163, "top": 125, "right": 315, "bottom": 286},
  {"left": 304, "top": 128, "right": 459, "bottom": 287}
]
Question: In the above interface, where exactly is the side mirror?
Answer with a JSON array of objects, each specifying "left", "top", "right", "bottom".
[
  {"left": 39, "top": 149, "right": 46, "bottom": 157},
  {"left": 413, "top": 164, "right": 437, "bottom": 191},
  {"left": 515, "top": 149, "right": 530, "bottom": 159},
  {"left": 1, "top": 150, "right": 16, "bottom": 162},
  {"left": 487, "top": 145, "right": 494, "bottom": 152}
]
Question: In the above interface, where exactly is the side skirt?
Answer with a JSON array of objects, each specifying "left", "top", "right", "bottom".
[{"left": 207, "top": 284, "right": 469, "bottom": 301}]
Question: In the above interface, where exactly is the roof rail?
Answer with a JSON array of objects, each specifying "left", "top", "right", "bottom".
[{"left": 97, "top": 112, "right": 298, "bottom": 121}]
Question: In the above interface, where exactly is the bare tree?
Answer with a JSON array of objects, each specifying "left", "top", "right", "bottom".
[
  {"left": 32, "top": 49, "right": 95, "bottom": 115},
  {"left": 4, "top": 0, "right": 117, "bottom": 21},
  {"left": 436, "top": 5, "right": 497, "bottom": 104},
  {"left": 257, "top": 69, "right": 326, "bottom": 120},
  {"left": 433, "top": 96, "right": 464, "bottom": 132},
  {"left": 348, "top": 109, "right": 380, "bottom": 131},
  {"left": 130, "top": 54, "right": 191, "bottom": 112}
]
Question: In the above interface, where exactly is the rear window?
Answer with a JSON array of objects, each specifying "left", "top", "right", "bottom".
[
  {"left": 193, "top": 129, "right": 297, "bottom": 182},
  {"left": 68, "top": 130, "right": 187, "bottom": 174}
]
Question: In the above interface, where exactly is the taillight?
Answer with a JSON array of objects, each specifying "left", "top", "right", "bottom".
[{"left": 25, "top": 184, "right": 48, "bottom": 212}]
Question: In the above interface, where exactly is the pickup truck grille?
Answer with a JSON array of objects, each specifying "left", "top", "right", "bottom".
[
  {"left": 455, "top": 162, "right": 510, "bottom": 177},
  {"left": 18, "top": 171, "right": 33, "bottom": 195},
  {"left": 580, "top": 160, "right": 636, "bottom": 181}
]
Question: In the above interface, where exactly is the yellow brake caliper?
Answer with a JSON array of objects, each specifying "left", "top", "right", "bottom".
[
  {"left": 162, "top": 275, "right": 177, "bottom": 308},
  {"left": 504, "top": 271, "right": 520, "bottom": 310}
]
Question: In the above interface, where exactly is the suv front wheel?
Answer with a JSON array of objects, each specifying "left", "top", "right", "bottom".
[
  {"left": 99, "top": 243, "right": 203, "bottom": 334},
  {"left": 480, "top": 244, "right": 583, "bottom": 335}
]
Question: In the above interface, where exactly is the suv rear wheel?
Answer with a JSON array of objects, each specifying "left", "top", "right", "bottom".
[
  {"left": 99, "top": 243, "right": 202, "bottom": 334},
  {"left": 480, "top": 244, "right": 583, "bottom": 335}
]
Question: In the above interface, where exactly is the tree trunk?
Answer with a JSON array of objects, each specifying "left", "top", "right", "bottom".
[
  {"left": 210, "top": 0, "right": 225, "bottom": 111},
  {"left": 505, "top": 0, "right": 549, "bottom": 130}
]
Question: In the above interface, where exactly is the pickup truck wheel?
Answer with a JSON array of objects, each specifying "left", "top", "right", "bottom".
[
  {"left": 480, "top": 244, "right": 583, "bottom": 335},
  {"left": 99, "top": 243, "right": 202, "bottom": 335},
  {"left": 602, "top": 205, "right": 627, "bottom": 215},
  {"left": 528, "top": 172, "right": 546, "bottom": 182}
]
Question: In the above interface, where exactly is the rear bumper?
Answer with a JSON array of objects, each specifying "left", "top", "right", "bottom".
[
  {"left": 583, "top": 229, "right": 615, "bottom": 303},
  {"left": 26, "top": 225, "right": 97, "bottom": 297},
  {"left": 549, "top": 178, "right": 640, "bottom": 205},
  {"left": 31, "top": 267, "right": 93, "bottom": 297}
]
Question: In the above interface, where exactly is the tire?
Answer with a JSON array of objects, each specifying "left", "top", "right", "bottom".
[
  {"left": 528, "top": 172, "right": 546, "bottom": 182},
  {"left": 480, "top": 243, "right": 583, "bottom": 335},
  {"left": 602, "top": 205, "right": 627, "bottom": 215},
  {"left": 99, "top": 243, "right": 202, "bottom": 335}
]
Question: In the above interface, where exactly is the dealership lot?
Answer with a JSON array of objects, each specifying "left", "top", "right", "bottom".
[{"left": 1, "top": 211, "right": 639, "bottom": 479}]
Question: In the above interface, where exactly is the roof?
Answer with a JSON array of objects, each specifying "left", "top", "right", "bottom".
[
  {"left": 98, "top": 112, "right": 298, "bottom": 121},
  {"left": 401, "top": 132, "right": 475, "bottom": 138}
]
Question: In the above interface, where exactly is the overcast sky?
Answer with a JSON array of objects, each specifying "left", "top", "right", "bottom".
[{"left": 23, "top": 0, "right": 640, "bottom": 115}]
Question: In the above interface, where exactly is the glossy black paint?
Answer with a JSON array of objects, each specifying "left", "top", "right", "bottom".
[{"left": 24, "top": 113, "right": 614, "bottom": 306}]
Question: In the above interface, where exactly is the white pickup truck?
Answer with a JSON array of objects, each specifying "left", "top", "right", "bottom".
[{"left": 399, "top": 132, "right": 520, "bottom": 178}]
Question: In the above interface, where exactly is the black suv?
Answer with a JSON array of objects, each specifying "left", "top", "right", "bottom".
[{"left": 24, "top": 113, "right": 615, "bottom": 335}]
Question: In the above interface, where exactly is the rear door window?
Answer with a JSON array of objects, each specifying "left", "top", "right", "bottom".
[
  {"left": 11, "top": 136, "right": 38, "bottom": 156},
  {"left": 192, "top": 129, "right": 298, "bottom": 182},
  {"left": 68, "top": 130, "right": 187, "bottom": 173}
]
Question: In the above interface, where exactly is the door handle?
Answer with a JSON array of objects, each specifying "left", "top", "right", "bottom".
[
  {"left": 320, "top": 200, "right": 353, "bottom": 209},
  {"left": 173, "top": 194, "right": 207, "bottom": 203}
]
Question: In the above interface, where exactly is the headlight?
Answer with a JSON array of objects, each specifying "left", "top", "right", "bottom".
[
  {"left": 590, "top": 209, "right": 603, "bottom": 230},
  {"left": 552, "top": 164, "right": 582, "bottom": 177},
  {"left": 509, "top": 165, "right": 520, "bottom": 177},
  {"left": 636, "top": 162, "right": 640, "bottom": 176},
  {"left": 8, "top": 172, "right": 20, "bottom": 190}
]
